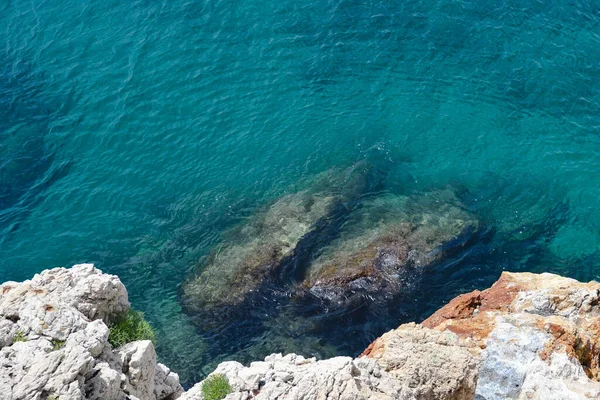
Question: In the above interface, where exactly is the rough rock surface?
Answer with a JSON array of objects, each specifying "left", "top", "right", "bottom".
[
  {"left": 5, "top": 264, "right": 600, "bottom": 400},
  {"left": 422, "top": 271, "right": 600, "bottom": 400},
  {"left": 180, "top": 324, "right": 477, "bottom": 400},
  {"left": 302, "top": 192, "right": 478, "bottom": 307},
  {"left": 181, "top": 163, "right": 377, "bottom": 317},
  {"left": 184, "top": 271, "right": 600, "bottom": 400},
  {"left": 362, "top": 323, "right": 478, "bottom": 400},
  {"left": 0, "top": 264, "right": 182, "bottom": 400},
  {"left": 180, "top": 352, "right": 421, "bottom": 400}
]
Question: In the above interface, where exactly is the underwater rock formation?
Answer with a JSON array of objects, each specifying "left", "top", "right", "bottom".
[
  {"left": 180, "top": 171, "right": 483, "bottom": 365},
  {"left": 181, "top": 163, "right": 382, "bottom": 318},
  {"left": 0, "top": 264, "right": 182, "bottom": 400},
  {"left": 300, "top": 190, "right": 478, "bottom": 307}
]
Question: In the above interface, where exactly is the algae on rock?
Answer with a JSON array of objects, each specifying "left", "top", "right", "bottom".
[
  {"left": 301, "top": 189, "right": 479, "bottom": 307},
  {"left": 181, "top": 163, "right": 381, "bottom": 317}
]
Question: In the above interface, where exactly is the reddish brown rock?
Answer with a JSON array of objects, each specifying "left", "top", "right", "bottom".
[
  {"left": 422, "top": 290, "right": 482, "bottom": 328},
  {"left": 364, "top": 272, "right": 600, "bottom": 399}
]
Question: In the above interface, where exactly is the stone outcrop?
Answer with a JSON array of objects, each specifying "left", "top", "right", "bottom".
[
  {"left": 179, "top": 343, "right": 474, "bottom": 400},
  {"left": 0, "top": 264, "right": 182, "bottom": 400},
  {"left": 5, "top": 264, "right": 600, "bottom": 400},
  {"left": 420, "top": 271, "right": 600, "bottom": 399},
  {"left": 361, "top": 323, "right": 478, "bottom": 400},
  {"left": 184, "top": 271, "right": 600, "bottom": 400},
  {"left": 179, "top": 323, "right": 477, "bottom": 400}
]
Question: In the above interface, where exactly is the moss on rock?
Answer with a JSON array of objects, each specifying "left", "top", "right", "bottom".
[{"left": 108, "top": 309, "right": 156, "bottom": 348}]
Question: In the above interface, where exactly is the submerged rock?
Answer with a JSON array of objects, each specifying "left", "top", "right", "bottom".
[
  {"left": 181, "top": 190, "right": 335, "bottom": 314},
  {"left": 181, "top": 163, "right": 381, "bottom": 317},
  {"left": 300, "top": 190, "right": 478, "bottom": 307},
  {"left": 0, "top": 264, "right": 182, "bottom": 400}
]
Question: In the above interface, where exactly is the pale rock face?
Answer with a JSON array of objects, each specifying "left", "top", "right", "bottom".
[
  {"left": 5, "top": 264, "right": 600, "bottom": 400},
  {"left": 363, "top": 323, "right": 478, "bottom": 400},
  {"left": 155, "top": 363, "right": 184, "bottom": 400},
  {"left": 120, "top": 340, "right": 158, "bottom": 400},
  {"left": 475, "top": 319, "right": 600, "bottom": 400},
  {"left": 180, "top": 353, "right": 407, "bottom": 400},
  {"left": 0, "top": 264, "right": 182, "bottom": 400},
  {"left": 174, "top": 272, "right": 600, "bottom": 400},
  {"left": 423, "top": 271, "right": 600, "bottom": 400},
  {"left": 180, "top": 338, "right": 476, "bottom": 400}
]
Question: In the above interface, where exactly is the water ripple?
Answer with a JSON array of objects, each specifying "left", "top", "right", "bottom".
[{"left": 1, "top": 0, "right": 600, "bottom": 386}]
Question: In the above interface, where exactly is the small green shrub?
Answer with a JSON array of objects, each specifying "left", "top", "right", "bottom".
[
  {"left": 108, "top": 309, "right": 156, "bottom": 348},
  {"left": 50, "top": 339, "right": 66, "bottom": 351},
  {"left": 47, "top": 395, "right": 59, "bottom": 400},
  {"left": 14, "top": 330, "right": 27, "bottom": 343},
  {"left": 202, "top": 373, "right": 232, "bottom": 400}
]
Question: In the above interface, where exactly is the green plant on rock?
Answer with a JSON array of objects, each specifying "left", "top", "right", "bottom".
[
  {"left": 202, "top": 374, "right": 232, "bottom": 400},
  {"left": 108, "top": 309, "right": 156, "bottom": 348},
  {"left": 50, "top": 339, "right": 66, "bottom": 351},
  {"left": 14, "top": 330, "right": 27, "bottom": 343}
]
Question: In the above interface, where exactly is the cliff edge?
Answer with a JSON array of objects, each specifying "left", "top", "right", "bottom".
[
  {"left": 2, "top": 265, "right": 600, "bottom": 400},
  {"left": 0, "top": 264, "right": 182, "bottom": 400}
]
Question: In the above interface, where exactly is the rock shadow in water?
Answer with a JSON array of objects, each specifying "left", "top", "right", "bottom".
[{"left": 0, "top": 60, "right": 70, "bottom": 236}]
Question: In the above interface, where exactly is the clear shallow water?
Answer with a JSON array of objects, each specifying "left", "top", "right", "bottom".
[{"left": 1, "top": 0, "right": 600, "bottom": 386}]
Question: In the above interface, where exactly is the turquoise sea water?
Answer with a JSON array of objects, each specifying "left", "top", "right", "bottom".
[{"left": 2, "top": 0, "right": 600, "bottom": 386}]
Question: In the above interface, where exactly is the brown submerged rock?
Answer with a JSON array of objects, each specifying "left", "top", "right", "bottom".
[{"left": 301, "top": 190, "right": 478, "bottom": 305}]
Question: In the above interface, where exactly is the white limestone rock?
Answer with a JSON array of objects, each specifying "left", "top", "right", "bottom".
[
  {"left": 84, "top": 361, "right": 125, "bottom": 400},
  {"left": 0, "top": 318, "right": 17, "bottom": 348},
  {"left": 0, "top": 264, "right": 182, "bottom": 400},
  {"left": 423, "top": 271, "right": 600, "bottom": 400},
  {"left": 28, "top": 263, "right": 129, "bottom": 322},
  {"left": 155, "top": 363, "right": 185, "bottom": 400},
  {"left": 363, "top": 323, "right": 478, "bottom": 400},
  {"left": 180, "top": 353, "right": 410, "bottom": 400},
  {"left": 6, "top": 264, "right": 600, "bottom": 400},
  {"left": 475, "top": 319, "right": 600, "bottom": 400},
  {"left": 184, "top": 272, "right": 600, "bottom": 400},
  {"left": 120, "top": 340, "right": 157, "bottom": 400}
]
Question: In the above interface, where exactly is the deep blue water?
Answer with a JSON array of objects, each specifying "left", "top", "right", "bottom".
[{"left": 2, "top": 0, "right": 600, "bottom": 386}]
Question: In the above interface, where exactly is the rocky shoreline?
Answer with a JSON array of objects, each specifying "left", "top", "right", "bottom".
[{"left": 2, "top": 264, "right": 600, "bottom": 399}]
